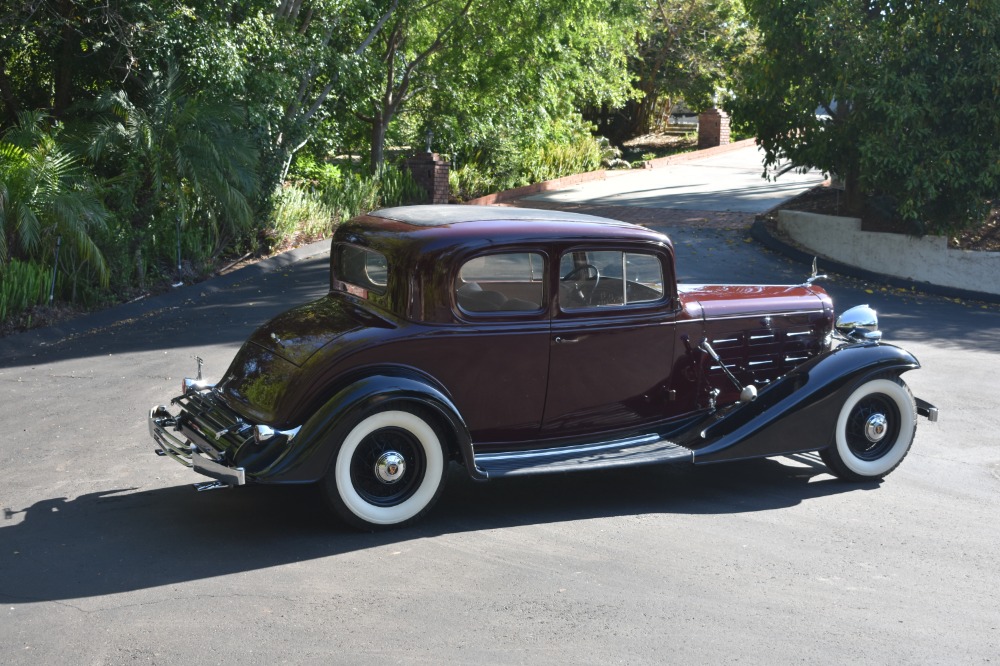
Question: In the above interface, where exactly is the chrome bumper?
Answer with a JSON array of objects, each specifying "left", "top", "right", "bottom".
[
  {"left": 915, "top": 397, "right": 939, "bottom": 423},
  {"left": 149, "top": 405, "right": 246, "bottom": 486}
]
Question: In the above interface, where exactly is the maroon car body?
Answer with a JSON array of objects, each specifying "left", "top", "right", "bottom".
[{"left": 149, "top": 205, "right": 937, "bottom": 529}]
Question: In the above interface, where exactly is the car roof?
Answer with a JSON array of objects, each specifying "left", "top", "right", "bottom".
[
  {"left": 371, "top": 204, "right": 629, "bottom": 227},
  {"left": 343, "top": 205, "right": 671, "bottom": 250}
]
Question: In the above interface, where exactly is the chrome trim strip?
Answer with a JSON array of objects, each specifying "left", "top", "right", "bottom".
[
  {"left": 698, "top": 309, "right": 824, "bottom": 322},
  {"left": 476, "top": 434, "right": 660, "bottom": 463}
]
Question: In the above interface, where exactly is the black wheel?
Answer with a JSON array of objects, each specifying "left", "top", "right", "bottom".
[
  {"left": 821, "top": 377, "right": 916, "bottom": 481},
  {"left": 323, "top": 408, "right": 447, "bottom": 530}
]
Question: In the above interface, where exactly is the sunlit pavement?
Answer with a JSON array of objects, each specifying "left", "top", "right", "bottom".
[{"left": 523, "top": 144, "right": 825, "bottom": 215}]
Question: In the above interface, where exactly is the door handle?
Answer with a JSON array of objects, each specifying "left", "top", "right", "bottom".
[{"left": 554, "top": 336, "right": 579, "bottom": 344}]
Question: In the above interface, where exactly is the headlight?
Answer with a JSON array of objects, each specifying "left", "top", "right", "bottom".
[{"left": 835, "top": 304, "right": 882, "bottom": 341}]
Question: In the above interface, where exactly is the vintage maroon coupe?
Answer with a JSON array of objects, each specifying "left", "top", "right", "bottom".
[{"left": 149, "top": 205, "right": 938, "bottom": 529}]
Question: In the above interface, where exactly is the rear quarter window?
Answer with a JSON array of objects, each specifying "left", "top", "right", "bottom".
[{"left": 335, "top": 244, "right": 388, "bottom": 296}]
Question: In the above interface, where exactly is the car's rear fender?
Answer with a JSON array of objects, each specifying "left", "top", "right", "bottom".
[
  {"left": 688, "top": 342, "right": 921, "bottom": 464},
  {"left": 253, "top": 372, "right": 478, "bottom": 484}
]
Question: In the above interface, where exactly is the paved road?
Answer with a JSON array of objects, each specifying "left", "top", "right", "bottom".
[
  {"left": 525, "top": 144, "right": 825, "bottom": 213},
  {"left": 1, "top": 147, "right": 999, "bottom": 664}
]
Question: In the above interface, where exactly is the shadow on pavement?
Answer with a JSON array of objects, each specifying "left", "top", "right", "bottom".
[{"left": 0, "top": 456, "right": 873, "bottom": 604}]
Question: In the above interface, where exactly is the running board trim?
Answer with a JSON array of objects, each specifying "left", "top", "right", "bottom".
[{"left": 474, "top": 434, "right": 692, "bottom": 478}]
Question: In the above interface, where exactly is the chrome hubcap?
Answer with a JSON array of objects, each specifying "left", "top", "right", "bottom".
[
  {"left": 374, "top": 451, "right": 406, "bottom": 483},
  {"left": 865, "top": 413, "right": 889, "bottom": 442}
]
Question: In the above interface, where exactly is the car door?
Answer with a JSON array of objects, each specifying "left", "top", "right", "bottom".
[
  {"left": 430, "top": 250, "right": 553, "bottom": 446},
  {"left": 541, "top": 247, "right": 682, "bottom": 438}
]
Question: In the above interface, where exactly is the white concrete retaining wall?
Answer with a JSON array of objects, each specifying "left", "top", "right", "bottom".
[{"left": 777, "top": 210, "right": 1000, "bottom": 297}]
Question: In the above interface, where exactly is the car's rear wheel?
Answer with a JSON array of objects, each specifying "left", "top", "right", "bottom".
[
  {"left": 821, "top": 376, "right": 916, "bottom": 481},
  {"left": 324, "top": 408, "right": 447, "bottom": 530}
]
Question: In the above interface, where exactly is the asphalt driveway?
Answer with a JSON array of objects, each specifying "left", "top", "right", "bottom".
[{"left": 1, "top": 146, "right": 998, "bottom": 664}]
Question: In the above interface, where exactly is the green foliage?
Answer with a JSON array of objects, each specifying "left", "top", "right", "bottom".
[
  {"left": 0, "top": 259, "right": 48, "bottom": 322},
  {"left": 4, "top": 0, "right": 754, "bottom": 324},
  {"left": 90, "top": 67, "right": 259, "bottom": 283},
  {"left": 588, "top": 0, "right": 754, "bottom": 140},
  {"left": 375, "top": 164, "right": 428, "bottom": 208},
  {"left": 318, "top": 164, "right": 426, "bottom": 219},
  {"left": 289, "top": 154, "right": 344, "bottom": 190},
  {"left": 730, "top": 0, "right": 1000, "bottom": 234},
  {"left": 267, "top": 185, "right": 337, "bottom": 249},
  {"left": 0, "top": 112, "right": 109, "bottom": 283},
  {"left": 267, "top": 160, "right": 425, "bottom": 251},
  {"left": 450, "top": 113, "right": 603, "bottom": 200}
]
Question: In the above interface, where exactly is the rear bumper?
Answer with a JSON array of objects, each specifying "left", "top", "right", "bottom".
[{"left": 148, "top": 403, "right": 246, "bottom": 486}]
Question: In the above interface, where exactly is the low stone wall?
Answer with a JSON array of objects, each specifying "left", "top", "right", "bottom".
[{"left": 777, "top": 210, "right": 1000, "bottom": 297}]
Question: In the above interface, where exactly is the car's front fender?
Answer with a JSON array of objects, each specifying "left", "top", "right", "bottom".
[
  {"left": 252, "top": 373, "right": 479, "bottom": 484},
  {"left": 689, "top": 342, "right": 921, "bottom": 464}
]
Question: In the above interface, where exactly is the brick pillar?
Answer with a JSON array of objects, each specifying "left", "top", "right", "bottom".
[
  {"left": 698, "top": 108, "right": 731, "bottom": 149},
  {"left": 405, "top": 153, "right": 450, "bottom": 204}
]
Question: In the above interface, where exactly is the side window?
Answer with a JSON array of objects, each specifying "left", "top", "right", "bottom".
[
  {"left": 456, "top": 252, "right": 545, "bottom": 313},
  {"left": 336, "top": 244, "right": 388, "bottom": 295},
  {"left": 559, "top": 250, "right": 664, "bottom": 310}
]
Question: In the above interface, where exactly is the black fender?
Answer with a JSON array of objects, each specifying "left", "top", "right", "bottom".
[
  {"left": 252, "top": 373, "right": 480, "bottom": 484},
  {"left": 689, "top": 342, "right": 920, "bottom": 464}
]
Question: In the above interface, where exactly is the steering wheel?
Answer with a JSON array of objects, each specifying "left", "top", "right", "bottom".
[{"left": 562, "top": 264, "right": 601, "bottom": 306}]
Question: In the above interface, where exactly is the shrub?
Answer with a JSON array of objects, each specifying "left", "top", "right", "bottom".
[
  {"left": 266, "top": 185, "right": 337, "bottom": 251},
  {"left": 0, "top": 259, "right": 49, "bottom": 323}
]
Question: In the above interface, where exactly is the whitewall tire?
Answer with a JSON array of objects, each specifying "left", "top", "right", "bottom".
[
  {"left": 821, "top": 377, "right": 916, "bottom": 481},
  {"left": 324, "top": 409, "right": 447, "bottom": 530}
]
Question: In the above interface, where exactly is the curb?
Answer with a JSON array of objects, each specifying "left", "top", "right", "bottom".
[
  {"left": 0, "top": 237, "right": 333, "bottom": 363},
  {"left": 750, "top": 217, "right": 1000, "bottom": 305}
]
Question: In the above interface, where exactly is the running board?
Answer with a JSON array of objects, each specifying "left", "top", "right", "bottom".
[{"left": 474, "top": 434, "right": 693, "bottom": 478}]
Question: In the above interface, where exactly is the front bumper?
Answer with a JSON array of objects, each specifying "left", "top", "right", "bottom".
[{"left": 916, "top": 397, "right": 939, "bottom": 422}]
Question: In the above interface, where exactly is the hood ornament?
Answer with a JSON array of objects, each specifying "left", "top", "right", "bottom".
[{"left": 802, "top": 257, "right": 828, "bottom": 287}]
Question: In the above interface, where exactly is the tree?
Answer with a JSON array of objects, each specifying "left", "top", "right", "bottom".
[
  {"left": 90, "top": 67, "right": 258, "bottom": 285},
  {"left": 0, "top": 0, "right": 154, "bottom": 125},
  {"left": 353, "top": 0, "right": 473, "bottom": 172},
  {"left": 364, "top": 0, "right": 643, "bottom": 171},
  {"left": 730, "top": 0, "right": 1000, "bottom": 234},
  {"left": 592, "top": 0, "right": 753, "bottom": 141}
]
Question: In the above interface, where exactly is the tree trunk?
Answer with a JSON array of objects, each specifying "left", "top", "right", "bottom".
[
  {"left": 0, "top": 54, "right": 20, "bottom": 124},
  {"left": 369, "top": 113, "right": 387, "bottom": 173},
  {"left": 53, "top": 0, "right": 79, "bottom": 118},
  {"left": 843, "top": 164, "right": 864, "bottom": 216}
]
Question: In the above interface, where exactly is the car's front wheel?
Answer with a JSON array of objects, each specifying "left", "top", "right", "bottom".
[
  {"left": 324, "top": 408, "right": 447, "bottom": 530},
  {"left": 821, "top": 376, "right": 916, "bottom": 481}
]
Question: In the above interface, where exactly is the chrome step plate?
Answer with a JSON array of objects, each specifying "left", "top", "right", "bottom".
[{"left": 474, "top": 434, "right": 693, "bottom": 478}]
